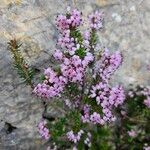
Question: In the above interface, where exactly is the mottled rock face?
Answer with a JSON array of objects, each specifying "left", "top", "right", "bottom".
[{"left": 0, "top": 0, "right": 150, "bottom": 149}]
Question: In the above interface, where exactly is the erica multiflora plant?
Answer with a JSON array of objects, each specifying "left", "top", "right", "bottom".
[
  {"left": 8, "top": 7, "right": 150, "bottom": 150},
  {"left": 33, "top": 8, "right": 125, "bottom": 149}
]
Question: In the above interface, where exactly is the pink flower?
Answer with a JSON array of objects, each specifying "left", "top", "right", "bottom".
[
  {"left": 53, "top": 49, "right": 63, "bottom": 60},
  {"left": 56, "top": 14, "right": 69, "bottom": 31},
  {"left": 35, "top": 8, "right": 126, "bottom": 145},
  {"left": 88, "top": 11, "right": 104, "bottom": 30},
  {"left": 33, "top": 68, "right": 67, "bottom": 98},
  {"left": 95, "top": 49, "right": 123, "bottom": 82},
  {"left": 38, "top": 120, "right": 50, "bottom": 140},
  {"left": 128, "top": 129, "right": 137, "bottom": 138},
  {"left": 60, "top": 55, "right": 85, "bottom": 83},
  {"left": 144, "top": 97, "right": 150, "bottom": 108},
  {"left": 90, "top": 112, "right": 101, "bottom": 124},
  {"left": 67, "top": 130, "right": 84, "bottom": 143},
  {"left": 81, "top": 105, "right": 90, "bottom": 123},
  {"left": 144, "top": 146, "right": 150, "bottom": 150},
  {"left": 89, "top": 82, "right": 125, "bottom": 123},
  {"left": 110, "top": 85, "right": 125, "bottom": 107},
  {"left": 69, "top": 9, "right": 82, "bottom": 27},
  {"left": 56, "top": 9, "right": 82, "bottom": 32},
  {"left": 82, "top": 52, "right": 94, "bottom": 68}
]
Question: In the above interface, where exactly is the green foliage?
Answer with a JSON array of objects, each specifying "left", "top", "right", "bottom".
[
  {"left": 70, "top": 28, "right": 86, "bottom": 58},
  {"left": 50, "top": 117, "right": 66, "bottom": 140},
  {"left": 83, "top": 95, "right": 103, "bottom": 114},
  {"left": 113, "top": 90, "right": 150, "bottom": 150},
  {"left": 90, "top": 126, "right": 112, "bottom": 150},
  {"left": 49, "top": 117, "right": 71, "bottom": 149},
  {"left": 48, "top": 111, "right": 83, "bottom": 149},
  {"left": 70, "top": 28, "right": 83, "bottom": 45},
  {"left": 66, "top": 110, "right": 83, "bottom": 132},
  {"left": 127, "top": 95, "right": 146, "bottom": 117},
  {"left": 8, "top": 39, "right": 35, "bottom": 87},
  {"left": 40, "top": 74, "right": 46, "bottom": 81},
  {"left": 75, "top": 47, "right": 86, "bottom": 58},
  {"left": 90, "top": 30, "right": 97, "bottom": 46},
  {"left": 66, "top": 82, "right": 80, "bottom": 95}
]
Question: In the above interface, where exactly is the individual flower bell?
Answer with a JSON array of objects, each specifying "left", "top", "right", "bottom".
[{"left": 128, "top": 129, "right": 137, "bottom": 138}]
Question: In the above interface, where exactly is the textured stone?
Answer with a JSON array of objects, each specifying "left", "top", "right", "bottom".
[{"left": 0, "top": 0, "right": 150, "bottom": 149}]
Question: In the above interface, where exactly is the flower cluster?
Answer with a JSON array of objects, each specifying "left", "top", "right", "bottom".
[
  {"left": 90, "top": 112, "right": 103, "bottom": 124},
  {"left": 88, "top": 11, "right": 104, "bottom": 30},
  {"left": 56, "top": 8, "right": 82, "bottom": 31},
  {"left": 33, "top": 68, "right": 67, "bottom": 98},
  {"left": 61, "top": 55, "right": 84, "bottom": 83},
  {"left": 53, "top": 49, "right": 63, "bottom": 61},
  {"left": 95, "top": 49, "right": 123, "bottom": 82},
  {"left": 147, "top": 64, "right": 150, "bottom": 71},
  {"left": 67, "top": 130, "right": 84, "bottom": 143},
  {"left": 83, "top": 31, "right": 91, "bottom": 49},
  {"left": 38, "top": 120, "right": 50, "bottom": 140},
  {"left": 110, "top": 85, "right": 126, "bottom": 107},
  {"left": 60, "top": 53, "right": 93, "bottom": 83},
  {"left": 89, "top": 83, "right": 125, "bottom": 123},
  {"left": 57, "top": 30, "right": 77, "bottom": 55},
  {"left": 56, "top": 9, "right": 82, "bottom": 55},
  {"left": 90, "top": 83, "right": 125, "bottom": 108}
]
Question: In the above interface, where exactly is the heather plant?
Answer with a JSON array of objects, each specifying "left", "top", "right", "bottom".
[
  {"left": 33, "top": 8, "right": 125, "bottom": 149},
  {"left": 8, "top": 7, "right": 150, "bottom": 150}
]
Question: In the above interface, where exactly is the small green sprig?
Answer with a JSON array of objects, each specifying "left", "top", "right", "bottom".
[
  {"left": 70, "top": 28, "right": 86, "bottom": 58},
  {"left": 8, "top": 39, "right": 35, "bottom": 87},
  {"left": 70, "top": 28, "right": 83, "bottom": 45},
  {"left": 90, "top": 29, "right": 97, "bottom": 46}
]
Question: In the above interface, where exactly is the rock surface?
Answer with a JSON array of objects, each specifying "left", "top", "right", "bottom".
[{"left": 0, "top": 0, "right": 150, "bottom": 149}]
